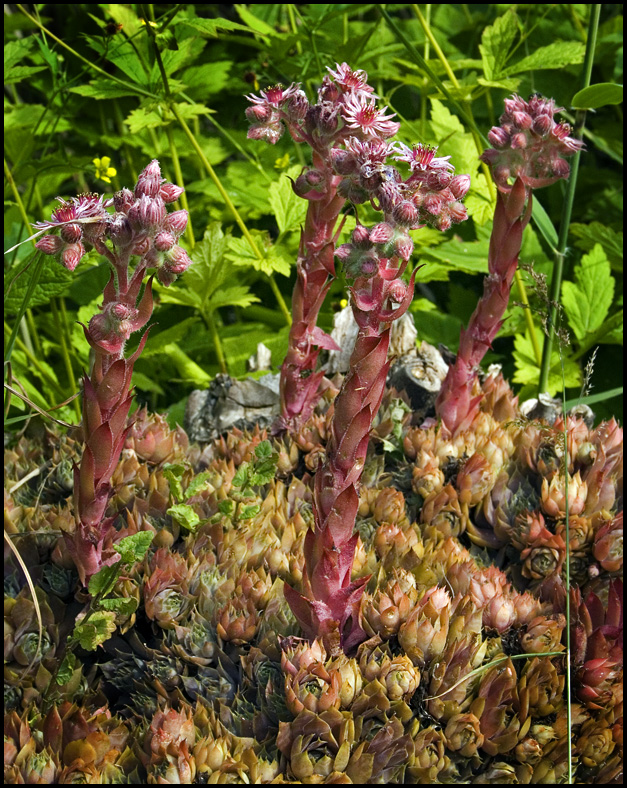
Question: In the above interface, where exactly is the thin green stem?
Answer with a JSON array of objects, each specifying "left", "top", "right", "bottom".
[
  {"left": 16, "top": 5, "right": 157, "bottom": 99},
  {"left": 50, "top": 299, "right": 80, "bottom": 419},
  {"left": 204, "top": 311, "right": 228, "bottom": 375},
  {"left": 25, "top": 309, "right": 42, "bottom": 357},
  {"left": 169, "top": 104, "right": 292, "bottom": 325},
  {"left": 58, "top": 298, "right": 82, "bottom": 419},
  {"left": 165, "top": 124, "right": 194, "bottom": 248},
  {"left": 4, "top": 157, "right": 35, "bottom": 243},
  {"left": 538, "top": 4, "right": 601, "bottom": 394}
]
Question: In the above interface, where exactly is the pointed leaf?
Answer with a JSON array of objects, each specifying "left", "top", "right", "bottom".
[{"left": 88, "top": 422, "right": 114, "bottom": 481}]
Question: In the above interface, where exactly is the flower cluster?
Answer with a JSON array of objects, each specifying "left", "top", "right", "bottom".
[
  {"left": 480, "top": 94, "right": 584, "bottom": 191},
  {"left": 33, "top": 161, "right": 192, "bottom": 583}
]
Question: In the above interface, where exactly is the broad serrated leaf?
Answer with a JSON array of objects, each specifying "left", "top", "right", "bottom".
[
  {"left": 70, "top": 611, "right": 117, "bottom": 650},
  {"left": 124, "top": 105, "right": 166, "bottom": 133},
  {"left": 182, "top": 223, "right": 228, "bottom": 302},
  {"left": 115, "top": 531, "right": 155, "bottom": 564},
  {"left": 5, "top": 65, "right": 46, "bottom": 85},
  {"left": 226, "top": 232, "right": 293, "bottom": 277},
  {"left": 255, "top": 440, "right": 273, "bottom": 460},
  {"left": 477, "top": 76, "right": 522, "bottom": 91},
  {"left": 181, "top": 61, "right": 232, "bottom": 98},
  {"left": 208, "top": 285, "right": 260, "bottom": 312},
  {"left": 479, "top": 10, "right": 519, "bottom": 80},
  {"left": 167, "top": 503, "right": 201, "bottom": 532},
  {"left": 572, "top": 82, "right": 623, "bottom": 109},
  {"left": 465, "top": 173, "right": 495, "bottom": 226},
  {"left": 268, "top": 168, "right": 308, "bottom": 234},
  {"left": 561, "top": 244, "right": 614, "bottom": 341},
  {"left": 97, "top": 597, "right": 139, "bottom": 616},
  {"left": 428, "top": 99, "right": 464, "bottom": 142},
  {"left": 5, "top": 254, "right": 73, "bottom": 314},
  {"left": 504, "top": 41, "right": 586, "bottom": 76},
  {"left": 88, "top": 564, "right": 120, "bottom": 598},
  {"left": 422, "top": 234, "right": 490, "bottom": 274},
  {"left": 4, "top": 38, "right": 36, "bottom": 71},
  {"left": 513, "top": 331, "right": 581, "bottom": 395},
  {"left": 570, "top": 222, "right": 623, "bottom": 270},
  {"left": 141, "top": 318, "right": 201, "bottom": 357},
  {"left": 185, "top": 472, "right": 215, "bottom": 499},
  {"left": 232, "top": 463, "right": 250, "bottom": 488},
  {"left": 69, "top": 78, "right": 143, "bottom": 99}
]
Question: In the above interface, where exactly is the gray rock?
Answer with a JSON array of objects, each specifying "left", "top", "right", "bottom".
[
  {"left": 185, "top": 373, "right": 280, "bottom": 443},
  {"left": 387, "top": 341, "right": 449, "bottom": 419}
]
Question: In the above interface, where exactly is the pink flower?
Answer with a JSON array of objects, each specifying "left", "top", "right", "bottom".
[
  {"left": 327, "top": 62, "right": 376, "bottom": 96},
  {"left": 394, "top": 142, "right": 454, "bottom": 174},
  {"left": 341, "top": 93, "right": 400, "bottom": 139}
]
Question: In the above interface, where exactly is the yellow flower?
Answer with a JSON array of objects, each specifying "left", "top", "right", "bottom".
[
  {"left": 340, "top": 298, "right": 348, "bottom": 308},
  {"left": 93, "top": 156, "right": 117, "bottom": 184},
  {"left": 274, "top": 153, "right": 291, "bottom": 170}
]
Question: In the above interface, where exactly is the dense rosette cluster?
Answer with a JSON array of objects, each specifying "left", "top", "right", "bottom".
[{"left": 3, "top": 373, "right": 623, "bottom": 783}]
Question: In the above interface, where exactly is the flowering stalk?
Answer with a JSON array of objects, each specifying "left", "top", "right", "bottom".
[
  {"left": 284, "top": 136, "right": 470, "bottom": 653},
  {"left": 436, "top": 95, "right": 584, "bottom": 434},
  {"left": 245, "top": 64, "right": 401, "bottom": 433},
  {"left": 34, "top": 161, "right": 191, "bottom": 583}
]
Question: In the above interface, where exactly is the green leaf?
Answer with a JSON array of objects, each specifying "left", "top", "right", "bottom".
[
  {"left": 239, "top": 504, "right": 261, "bottom": 520},
  {"left": 163, "top": 344, "right": 212, "bottom": 385},
  {"left": 70, "top": 611, "right": 117, "bottom": 651},
  {"left": 268, "top": 169, "right": 308, "bottom": 234},
  {"left": 218, "top": 499, "right": 235, "bottom": 517},
  {"left": 88, "top": 564, "right": 120, "bottom": 599},
  {"left": 114, "top": 532, "right": 155, "bottom": 564},
  {"left": 503, "top": 41, "right": 585, "bottom": 75},
  {"left": 234, "top": 5, "right": 280, "bottom": 36},
  {"left": 97, "top": 597, "right": 138, "bottom": 617},
  {"left": 181, "top": 61, "right": 232, "bottom": 98},
  {"left": 561, "top": 244, "right": 614, "bottom": 341},
  {"left": 428, "top": 99, "right": 464, "bottom": 140},
  {"left": 4, "top": 65, "right": 46, "bottom": 85},
  {"left": 571, "top": 83, "right": 623, "bottom": 109},
  {"left": 4, "top": 38, "right": 36, "bottom": 71},
  {"left": 531, "top": 198, "right": 559, "bottom": 249},
  {"left": 167, "top": 503, "right": 201, "bottom": 532},
  {"left": 69, "top": 78, "right": 143, "bottom": 99},
  {"left": 131, "top": 370, "right": 165, "bottom": 395},
  {"left": 464, "top": 173, "right": 495, "bottom": 226},
  {"left": 55, "top": 652, "right": 78, "bottom": 685},
  {"left": 570, "top": 222, "right": 623, "bottom": 271},
  {"left": 181, "top": 223, "right": 229, "bottom": 304},
  {"left": 422, "top": 234, "right": 490, "bottom": 274},
  {"left": 178, "top": 16, "right": 253, "bottom": 37},
  {"left": 232, "top": 463, "right": 250, "bottom": 489},
  {"left": 226, "top": 233, "right": 293, "bottom": 277},
  {"left": 163, "top": 464, "right": 186, "bottom": 502},
  {"left": 479, "top": 9, "right": 519, "bottom": 80},
  {"left": 124, "top": 105, "right": 166, "bottom": 134},
  {"left": 208, "top": 285, "right": 259, "bottom": 312},
  {"left": 255, "top": 440, "right": 273, "bottom": 460},
  {"left": 141, "top": 318, "right": 201, "bottom": 357},
  {"left": 513, "top": 331, "right": 581, "bottom": 396},
  {"left": 5, "top": 254, "right": 73, "bottom": 314},
  {"left": 186, "top": 472, "right": 215, "bottom": 499}
]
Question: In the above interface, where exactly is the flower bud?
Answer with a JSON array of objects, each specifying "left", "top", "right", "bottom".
[
  {"left": 352, "top": 224, "right": 371, "bottom": 246},
  {"left": 392, "top": 201, "right": 418, "bottom": 226},
  {"left": 82, "top": 218, "right": 108, "bottom": 243},
  {"left": 113, "top": 188, "right": 134, "bottom": 213},
  {"left": 246, "top": 104, "right": 272, "bottom": 123},
  {"left": 533, "top": 114, "right": 553, "bottom": 136},
  {"left": 423, "top": 193, "right": 443, "bottom": 216},
  {"left": 513, "top": 111, "right": 533, "bottom": 130},
  {"left": 160, "top": 182, "right": 185, "bottom": 203},
  {"left": 134, "top": 159, "right": 162, "bottom": 198},
  {"left": 154, "top": 231, "right": 176, "bottom": 252},
  {"left": 394, "top": 235, "right": 414, "bottom": 260},
  {"left": 329, "top": 148, "right": 356, "bottom": 175},
  {"left": 164, "top": 209, "right": 189, "bottom": 237},
  {"left": 166, "top": 246, "right": 193, "bottom": 275},
  {"left": 388, "top": 280, "right": 407, "bottom": 304},
  {"left": 552, "top": 158, "right": 570, "bottom": 178},
  {"left": 60, "top": 223, "right": 83, "bottom": 243},
  {"left": 450, "top": 174, "right": 471, "bottom": 200},
  {"left": 369, "top": 222, "right": 394, "bottom": 244},
  {"left": 109, "top": 214, "right": 133, "bottom": 247},
  {"left": 61, "top": 242, "right": 86, "bottom": 271},
  {"left": 488, "top": 127, "right": 509, "bottom": 148},
  {"left": 36, "top": 235, "right": 63, "bottom": 255},
  {"left": 510, "top": 132, "right": 528, "bottom": 149},
  {"left": 247, "top": 122, "right": 284, "bottom": 145},
  {"left": 128, "top": 195, "right": 167, "bottom": 232},
  {"left": 448, "top": 202, "right": 468, "bottom": 224},
  {"left": 426, "top": 169, "right": 453, "bottom": 190}
]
